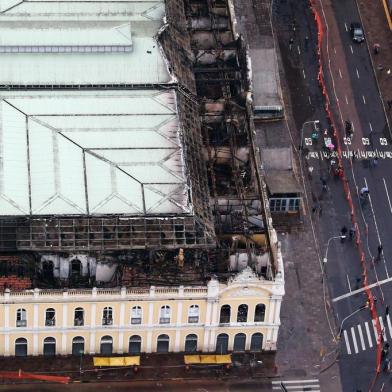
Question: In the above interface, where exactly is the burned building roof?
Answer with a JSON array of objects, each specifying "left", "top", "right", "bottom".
[{"left": 0, "top": 0, "right": 215, "bottom": 252}]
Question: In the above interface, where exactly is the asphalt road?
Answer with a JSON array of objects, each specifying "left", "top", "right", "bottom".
[{"left": 274, "top": 0, "right": 392, "bottom": 390}]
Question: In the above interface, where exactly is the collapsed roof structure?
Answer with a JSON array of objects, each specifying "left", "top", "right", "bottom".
[{"left": 0, "top": 0, "right": 282, "bottom": 289}]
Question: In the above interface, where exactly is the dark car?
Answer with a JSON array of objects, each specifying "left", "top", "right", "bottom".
[{"left": 350, "top": 22, "right": 364, "bottom": 43}]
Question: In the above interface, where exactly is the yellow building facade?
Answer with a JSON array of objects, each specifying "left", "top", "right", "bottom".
[{"left": 0, "top": 265, "right": 284, "bottom": 357}]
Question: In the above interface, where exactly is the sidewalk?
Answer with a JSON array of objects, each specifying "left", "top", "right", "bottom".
[{"left": 0, "top": 352, "right": 276, "bottom": 384}]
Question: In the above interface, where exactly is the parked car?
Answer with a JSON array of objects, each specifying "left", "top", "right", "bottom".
[{"left": 350, "top": 23, "right": 364, "bottom": 43}]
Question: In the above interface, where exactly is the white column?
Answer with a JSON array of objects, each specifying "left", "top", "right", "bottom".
[
  {"left": 61, "top": 333, "right": 67, "bottom": 355},
  {"left": 273, "top": 298, "right": 282, "bottom": 324},
  {"left": 146, "top": 331, "right": 153, "bottom": 353},
  {"left": 91, "top": 303, "right": 96, "bottom": 328},
  {"left": 268, "top": 298, "right": 276, "bottom": 323},
  {"left": 4, "top": 335, "right": 10, "bottom": 356},
  {"left": 33, "top": 304, "right": 39, "bottom": 329},
  {"left": 174, "top": 301, "right": 183, "bottom": 352},
  {"left": 62, "top": 303, "right": 68, "bottom": 328},
  {"left": 146, "top": 302, "right": 154, "bottom": 353},
  {"left": 33, "top": 334, "right": 38, "bottom": 356},
  {"left": 118, "top": 332, "right": 124, "bottom": 354},
  {"left": 4, "top": 304, "right": 9, "bottom": 329},
  {"left": 208, "top": 329, "right": 216, "bottom": 352},
  {"left": 89, "top": 333, "right": 96, "bottom": 354},
  {"left": 205, "top": 301, "right": 212, "bottom": 325},
  {"left": 119, "top": 303, "right": 125, "bottom": 326},
  {"left": 211, "top": 301, "right": 219, "bottom": 325}
]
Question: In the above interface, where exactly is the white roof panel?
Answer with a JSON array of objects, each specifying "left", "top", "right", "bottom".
[
  {"left": 0, "top": 91, "right": 191, "bottom": 216},
  {"left": 0, "top": 1, "right": 171, "bottom": 85}
]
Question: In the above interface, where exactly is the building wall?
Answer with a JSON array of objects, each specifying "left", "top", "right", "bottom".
[{"left": 0, "top": 268, "right": 283, "bottom": 356}]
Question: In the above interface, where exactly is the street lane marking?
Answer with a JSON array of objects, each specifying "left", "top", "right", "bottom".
[
  {"left": 332, "top": 275, "right": 392, "bottom": 302},
  {"left": 383, "top": 178, "right": 392, "bottom": 213},
  {"left": 365, "top": 321, "right": 373, "bottom": 347},
  {"left": 358, "top": 324, "right": 366, "bottom": 350},
  {"left": 345, "top": 95, "right": 348, "bottom": 104},
  {"left": 308, "top": 96, "right": 312, "bottom": 104},
  {"left": 362, "top": 95, "right": 366, "bottom": 104},
  {"left": 387, "top": 314, "right": 392, "bottom": 339},
  {"left": 297, "top": 45, "right": 301, "bottom": 55},
  {"left": 369, "top": 122, "right": 373, "bottom": 132},
  {"left": 346, "top": 274, "right": 352, "bottom": 292},
  {"left": 364, "top": 177, "right": 390, "bottom": 278},
  {"left": 272, "top": 379, "right": 319, "bottom": 384},
  {"left": 334, "top": 47, "right": 337, "bottom": 54},
  {"left": 339, "top": 68, "right": 342, "bottom": 78},
  {"left": 302, "top": 69, "right": 306, "bottom": 79},
  {"left": 343, "top": 330, "right": 351, "bottom": 354},
  {"left": 356, "top": 68, "right": 360, "bottom": 78},
  {"left": 350, "top": 45, "right": 353, "bottom": 54},
  {"left": 351, "top": 327, "right": 359, "bottom": 353},
  {"left": 344, "top": 22, "right": 348, "bottom": 31}
]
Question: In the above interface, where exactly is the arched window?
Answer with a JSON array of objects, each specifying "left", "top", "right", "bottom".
[
  {"left": 131, "top": 306, "right": 142, "bottom": 325},
  {"left": 185, "top": 334, "right": 198, "bottom": 353},
  {"left": 129, "top": 335, "right": 142, "bottom": 354},
  {"left": 159, "top": 306, "right": 171, "bottom": 324},
  {"left": 102, "top": 307, "right": 113, "bottom": 326},
  {"left": 219, "top": 305, "right": 231, "bottom": 324},
  {"left": 45, "top": 308, "right": 56, "bottom": 326},
  {"left": 100, "top": 335, "right": 113, "bottom": 355},
  {"left": 233, "top": 333, "right": 246, "bottom": 352},
  {"left": 237, "top": 304, "right": 248, "bottom": 323},
  {"left": 157, "top": 334, "right": 170, "bottom": 353},
  {"left": 250, "top": 333, "right": 263, "bottom": 351},
  {"left": 254, "top": 304, "right": 266, "bottom": 322},
  {"left": 15, "top": 338, "right": 27, "bottom": 357},
  {"left": 43, "top": 337, "right": 56, "bottom": 356},
  {"left": 74, "top": 307, "right": 84, "bottom": 326},
  {"left": 216, "top": 333, "right": 229, "bottom": 354},
  {"left": 72, "top": 336, "right": 85, "bottom": 356},
  {"left": 16, "top": 308, "right": 27, "bottom": 327},
  {"left": 188, "top": 305, "right": 199, "bottom": 323}
]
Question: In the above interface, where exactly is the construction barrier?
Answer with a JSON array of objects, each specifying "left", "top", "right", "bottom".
[
  {"left": 0, "top": 370, "right": 70, "bottom": 384},
  {"left": 93, "top": 356, "right": 140, "bottom": 367},
  {"left": 184, "top": 354, "right": 232, "bottom": 369}
]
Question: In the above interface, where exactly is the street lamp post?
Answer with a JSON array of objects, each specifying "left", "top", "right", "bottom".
[
  {"left": 323, "top": 235, "right": 346, "bottom": 264},
  {"left": 337, "top": 305, "right": 368, "bottom": 338},
  {"left": 300, "top": 120, "right": 320, "bottom": 150}
]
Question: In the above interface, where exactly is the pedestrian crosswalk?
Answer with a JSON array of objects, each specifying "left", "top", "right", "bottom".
[
  {"left": 272, "top": 378, "right": 320, "bottom": 391},
  {"left": 342, "top": 314, "right": 392, "bottom": 355}
]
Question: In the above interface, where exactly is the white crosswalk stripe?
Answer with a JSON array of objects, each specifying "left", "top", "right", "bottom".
[
  {"left": 272, "top": 378, "right": 320, "bottom": 391},
  {"left": 364, "top": 321, "right": 373, "bottom": 348},
  {"left": 342, "top": 315, "right": 392, "bottom": 355},
  {"left": 351, "top": 327, "right": 359, "bottom": 354},
  {"left": 357, "top": 324, "right": 366, "bottom": 351}
]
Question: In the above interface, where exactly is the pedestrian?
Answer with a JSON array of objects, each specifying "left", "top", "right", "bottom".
[
  {"left": 372, "top": 157, "right": 378, "bottom": 167},
  {"left": 341, "top": 226, "right": 348, "bottom": 242},
  {"left": 318, "top": 205, "right": 323, "bottom": 217},
  {"left": 349, "top": 226, "right": 356, "bottom": 240},
  {"left": 312, "top": 203, "right": 319, "bottom": 214},
  {"left": 377, "top": 244, "right": 383, "bottom": 261},
  {"left": 305, "top": 35, "right": 309, "bottom": 50},
  {"left": 355, "top": 277, "right": 361, "bottom": 290},
  {"left": 382, "top": 357, "right": 390, "bottom": 372},
  {"left": 373, "top": 43, "right": 380, "bottom": 55},
  {"left": 320, "top": 177, "right": 327, "bottom": 192},
  {"left": 289, "top": 37, "right": 294, "bottom": 50}
]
